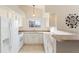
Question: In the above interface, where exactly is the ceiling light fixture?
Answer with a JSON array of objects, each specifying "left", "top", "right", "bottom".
[{"left": 32, "top": 5, "right": 35, "bottom": 17}]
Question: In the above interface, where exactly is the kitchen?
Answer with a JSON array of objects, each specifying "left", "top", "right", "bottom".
[{"left": 0, "top": 5, "right": 79, "bottom": 53}]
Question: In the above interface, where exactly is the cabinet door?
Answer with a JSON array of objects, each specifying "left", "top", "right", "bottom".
[
  {"left": 1, "top": 9, "right": 11, "bottom": 53},
  {"left": 24, "top": 32, "right": 43, "bottom": 44},
  {"left": 19, "top": 35, "right": 24, "bottom": 50},
  {"left": 43, "top": 33, "right": 49, "bottom": 53},
  {"left": 47, "top": 35, "right": 56, "bottom": 53},
  {"left": 10, "top": 13, "right": 19, "bottom": 53},
  {"left": 43, "top": 33, "right": 56, "bottom": 53},
  {"left": 47, "top": 40, "right": 53, "bottom": 53}
]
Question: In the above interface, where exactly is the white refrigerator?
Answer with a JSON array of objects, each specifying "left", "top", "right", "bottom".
[{"left": 1, "top": 10, "right": 20, "bottom": 53}]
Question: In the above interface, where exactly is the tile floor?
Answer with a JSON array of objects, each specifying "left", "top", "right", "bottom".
[{"left": 19, "top": 44, "right": 44, "bottom": 53}]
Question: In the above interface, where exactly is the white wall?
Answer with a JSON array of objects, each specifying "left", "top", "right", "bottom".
[
  {"left": 19, "top": 6, "right": 49, "bottom": 28},
  {"left": 45, "top": 5, "right": 79, "bottom": 33},
  {"left": 49, "top": 13, "right": 56, "bottom": 27}
]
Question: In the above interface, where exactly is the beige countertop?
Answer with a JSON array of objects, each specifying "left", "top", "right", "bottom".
[{"left": 19, "top": 27, "right": 50, "bottom": 32}]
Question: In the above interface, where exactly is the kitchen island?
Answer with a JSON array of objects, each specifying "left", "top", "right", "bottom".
[{"left": 19, "top": 27, "right": 79, "bottom": 53}]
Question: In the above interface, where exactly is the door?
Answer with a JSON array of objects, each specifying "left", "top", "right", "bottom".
[{"left": 10, "top": 13, "right": 19, "bottom": 53}]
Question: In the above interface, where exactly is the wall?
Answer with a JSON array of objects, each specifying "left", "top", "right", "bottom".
[
  {"left": 49, "top": 13, "right": 56, "bottom": 27},
  {"left": 19, "top": 5, "right": 45, "bottom": 18},
  {"left": 45, "top": 5, "right": 79, "bottom": 33},
  {"left": 19, "top": 5, "right": 49, "bottom": 28}
]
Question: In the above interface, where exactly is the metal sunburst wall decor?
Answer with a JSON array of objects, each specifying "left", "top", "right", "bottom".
[{"left": 65, "top": 13, "right": 79, "bottom": 28}]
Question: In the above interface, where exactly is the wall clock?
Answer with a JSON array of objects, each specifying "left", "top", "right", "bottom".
[{"left": 65, "top": 13, "right": 79, "bottom": 28}]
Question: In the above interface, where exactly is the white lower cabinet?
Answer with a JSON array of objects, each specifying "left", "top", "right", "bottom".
[
  {"left": 47, "top": 40, "right": 53, "bottom": 53},
  {"left": 24, "top": 32, "right": 43, "bottom": 44},
  {"left": 18, "top": 32, "right": 24, "bottom": 51},
  {"left": 43, "top": 32, "right": 56, "bottom": 53}
]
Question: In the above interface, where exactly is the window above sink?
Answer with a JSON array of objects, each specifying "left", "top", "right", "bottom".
[{"left": 29, "top": 18, "right": 41, "bottom": 28}]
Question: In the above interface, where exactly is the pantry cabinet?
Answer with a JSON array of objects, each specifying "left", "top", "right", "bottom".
[
  {"left": 0, "top": 8, "right": 11, "bottom": 53},
  {"left": 0, "top": 7, "right": 24, "bottom": 53}
]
